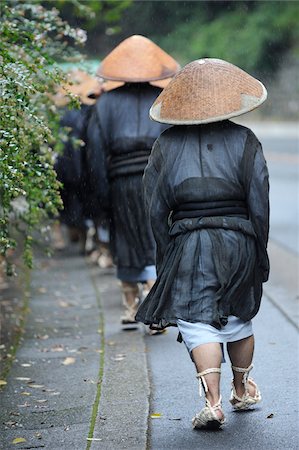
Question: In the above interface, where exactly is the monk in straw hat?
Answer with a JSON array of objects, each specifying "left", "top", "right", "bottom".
[
  {"left": 86, "top": 35, "right": 180, "bottom": 330},
  {"left": 53, "top": 71, "right": 103, "bottom": 252},
  {"left": 136, "top": 58, "right": 269, "bottom": 429}
]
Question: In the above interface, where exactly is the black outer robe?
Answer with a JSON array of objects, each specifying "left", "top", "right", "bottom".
[
  {"left": 136, "top": 120, "right": 270, "bottom": 329},
  {"left": 86, "top": 83, "right": 168, "bottom": 271},
  {"left": 55, "top": 104, "right": 98, "bottom": 227}
]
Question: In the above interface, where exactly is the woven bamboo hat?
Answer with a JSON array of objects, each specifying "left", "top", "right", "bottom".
[
  {"left": 68, "top": 77, "right": 102, "bottom": 105},
  {"left": 97, "top": 35, "right": 180, "bottom": 87},
  {"left": 53, "top": 72, "right": 102, "bottom": 107},
  {"left": 150, "top": 58, "right": 267, "bottom": 124},
  {"left": 102, "top": 77, "right": 173, "bottom": 92}
]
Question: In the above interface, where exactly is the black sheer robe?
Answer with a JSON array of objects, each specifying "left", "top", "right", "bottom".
[{"left": 136, "top": 121, "right": 269, "bottom": 329}]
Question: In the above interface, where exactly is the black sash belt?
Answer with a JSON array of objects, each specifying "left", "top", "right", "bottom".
[
  {"left": 172, "top": 200, "right": 248, "bottom": 222},
  {"left": 108, "top": 150, "right": 150, "bottom": 179}
]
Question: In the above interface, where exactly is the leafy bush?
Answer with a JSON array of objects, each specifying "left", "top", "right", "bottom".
[{"left": 0, "top": 2, "right": 86, "bottom": 270}]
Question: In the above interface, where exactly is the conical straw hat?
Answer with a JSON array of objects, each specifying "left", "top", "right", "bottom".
[
  {"left": 150, "top": 58, "right": 267, "bottom": 124},
  {"left": 52, "top": 73, "right": 102, "bottom": 107},
  {"left": 72, "top": 78, "right": 102, "bottom": 105},
  {"left": 67, "top": 69, "right": 91, "bottom": 85},
  {"left": 102, "top": 77, "right": 173, "bottom": 92},
  {"left": 97, "top": 35, "right": 180, "bottom": 83}
]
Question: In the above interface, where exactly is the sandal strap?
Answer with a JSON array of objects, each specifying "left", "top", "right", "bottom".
[
  {"left": 193, "top": 395, "right": 225, "bottom": 429},
  {"left": 206, "top": 394, "right": 223, "bottom": 410},
  {"left": 231, "top": 364, "right": 253, "bottom": 385},
  {"left": 196, "top": 368, "right": 221, "bottom": 396},
  {"left": 231, "top": 363, "right": 253, "bottom": 373}
]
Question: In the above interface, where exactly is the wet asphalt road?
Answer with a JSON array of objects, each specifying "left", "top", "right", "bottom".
[{"left": 0, "top": 122, "right": 297, "bottom": 450}]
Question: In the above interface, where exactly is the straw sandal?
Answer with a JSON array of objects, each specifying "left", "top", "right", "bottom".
[
  {"left": 120, "top": 285, "right": 140, "bottom": 329},
  {"left": 192, "top": 368, "right": 225, "bottom": 430},
  {"left": 230, "top": 364, "right": 261, "bottom": 410},
  {"left": 147, "top": 327, "right": 166, "bottom": 336}
]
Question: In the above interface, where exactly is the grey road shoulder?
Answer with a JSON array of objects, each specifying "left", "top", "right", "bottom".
[
  {"left": 264, "top": 240, "right": 299, "bottom": 329},
  {"left": 0, "top": 254, "right": 103, "bottom": 450}
]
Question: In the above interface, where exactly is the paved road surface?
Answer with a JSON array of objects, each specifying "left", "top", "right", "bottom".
[
  {"left": 146, "top": 121, "right": 299, "bottom": 449},
  {"left": 0, "top": 121, "right": 297, "bottom": 450}
]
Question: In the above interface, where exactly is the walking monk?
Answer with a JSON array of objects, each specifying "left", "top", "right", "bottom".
[
  {"left": 136, "top": 58, "right": 269, "bottom": 429},
  {"left": 87, "top": 35, "right": 180, "bottom": 329}
]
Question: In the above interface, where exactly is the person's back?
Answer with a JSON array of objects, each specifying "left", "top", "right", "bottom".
[
  {"left": 137, "top": 58, "right": 269, "bottom": 429},
  {"left": 86, "top": 35, "right": 180, "bottom": 329},
  {"left": 95, "top": 84, "right": 166, "bottom": 155},
  {"left": 156, "top": 121, "right": 251, "bottom": 203}
]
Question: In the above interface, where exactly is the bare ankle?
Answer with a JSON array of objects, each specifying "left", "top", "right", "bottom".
[
  {"left": 206, "top": 392, "right": 221, "bottom": 406},
  {"left": 233, "top": 383, "right": 245, "bottom": 398}
]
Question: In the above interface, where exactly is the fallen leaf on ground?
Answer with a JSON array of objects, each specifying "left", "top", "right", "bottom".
[
  {"left": 36, "top": 334, "right": 49, "bottom": 340},
  {"left": 0, "top": 379, "right": 7, "bottom": 386},
  {"left": 151, "top": 413, "right": 162, "bottom": 419},
  {"left": 86, "top": 438, "right": 102, "bottom": 441},
  {"left": 59, "top": 300, "right": 74, "bottom": 308},
  {"left": 51, "top": 344, "right": 64, "bottom": 352},
  {"left": 62, "top": 357, "right": 75, "bottom": 365},
  {"left": 12, "top": 437, "right": 27, "bottom": 444},
  {"left": 267, "top": 413, "right": 274, "bottom": 419},
  {"left": 83, "top": 378, "right": 96, "bottom": 384},
  {"left": 38, "top": 287, "right": 47, "bottom": 294},
  {"left": 111, "top": 354, "right": 126, "bottom": 361},
  {"left": 15, "top": 377, "right": 31, "bottom": 381},
  {"left": 4, "top": 421, "right": 17, "bottom": 427},
  {"left": 169, "top": 417, "right": 182, "bottom": 421},
  {"left": 20, "top": 392, "right": 31, "bottom": 396},
  {"left": 21, "top": 363, "right": 31, "bottom": 367},
  {"left": 28, "top": 384, "right": 44, "bottom": 389}
]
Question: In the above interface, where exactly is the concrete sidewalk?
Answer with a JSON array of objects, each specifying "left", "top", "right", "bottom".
[
  {"left": 0, "top": 249, "right": 149, "bottom": 450},
  {"left": 0, "top": 252, "right": 102, "bottom": 449},
  {"left": 0, "top": 238, "right": 298, "bottom": 449}
]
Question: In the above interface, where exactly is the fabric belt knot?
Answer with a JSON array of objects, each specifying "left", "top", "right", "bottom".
[
  {"left": 108, "top": 149, "right": 151, "bottom": 179},
  {"left": 172, "top": 199, "right": 248, "bottom": 222}
]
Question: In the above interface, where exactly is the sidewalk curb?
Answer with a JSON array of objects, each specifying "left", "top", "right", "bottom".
[
  {"left": 263, "top": 239, "right": 299, "bottom": 329},
  {"left": 89, "top": 266, "right": 150, "bottom": 450}
]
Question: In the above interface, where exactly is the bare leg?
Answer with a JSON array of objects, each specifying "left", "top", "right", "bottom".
[
  {"left": 51, "top": 222, "right": 66, "bottom": 250},
  {"left": 142, "top": 279, "right": 155, "bottom": 298},
  {"left": 227, "top": 335, "right": 256, "bottom": 399},
  {"left": 192, "top": 343, "right": 224, "bottom": 420},
  {"left": 120, "top": 282, "right": 139, "bottom": 325}
]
